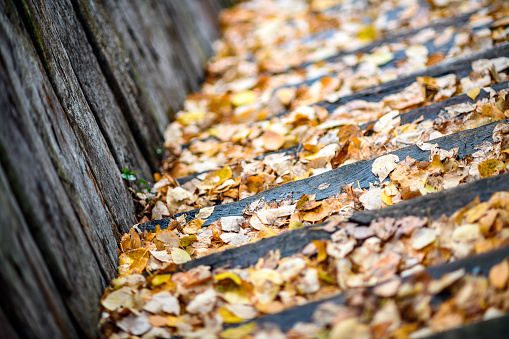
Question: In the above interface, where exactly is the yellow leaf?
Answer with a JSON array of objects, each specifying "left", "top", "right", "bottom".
[
  {"left": 289, "top": 220, "right": 304, "bottom": 230},
  {"left": 381, "top": 191, "right": 392, "bottom": 205},
  {"left": 481, "top": 104, "right": 505, "bottom": 121},
  {"left": 170, "top": 248, "right": 191, "bottom": 265},
  {"left": 218, "top": 306, "right": 244, "bottom": 324},
  {"left": 214, "top": 272, "right": 242, "bottom": 285},
  {"left": 478, "top": 159, "right": 506, "bottom": 178},
  {"left": 231, "top": 90, "right": 256, "bottom": 106},
  {"left": 357, "top": 25, "right": 378, "bottom": 41},
  {"left": 199, "top": 166, "right": 232, "bottom": 190},
  {"left": 119, "top": 248, "right": 149, "bottom": 267},
  {"left": 275, "top": 88, "right": 296, "bottom": 106},
  {"left": 427, "top": 154, "right": 445, "bottom": 175},
  {"left": 467, "top": 87, "right": 480, "bottom": 101},
  {"left": 312, "top": 240, "right": 328, "bottom": 263},
  {"left": 179, "top": 235, "right": 197, "bottom": 247},
  {"left": 417, "top": 76, "right": 438, "bottom": 88},
  {"left": 166, "top": 316, "right": 183, "bottom": 327},
  {"left": 149, "top": 274, "right": 172, "bottom": 287},
  {"left": 464, "top": 202, "right": 490, "bottom": 223},
  {"left": 220, "top": 322, "right": 256, "bottom": 339},
  {"left": 317, "top": 267, "right": 336, "bottom": 284},
  {"left": 182, "top": 219, "right": 205, "bottom": 235},
  {"left": 176, "top": 111, "right": 207, "bottom": 125},
  {"left": 258, "top": 226, "right": 278, "bottom": 239}
]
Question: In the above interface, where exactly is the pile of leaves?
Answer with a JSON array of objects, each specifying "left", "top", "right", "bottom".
[
  {"left": 239, "top": 259, "right": 509, "bottom": 338},
  {"left": 100, "top": 191, "right": 509, "bottom": 338},
  {"left": 125, "top": 99, "right": 509, "bottom": 269},
  {"left": 137, "top": 64, "right": 509, "bottom": 226},
  {"left": 102, "top": 0, "right": 509, "bottom": 338}
]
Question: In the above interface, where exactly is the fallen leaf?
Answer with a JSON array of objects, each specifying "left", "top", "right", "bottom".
[
  {"left": 186, "top": 288, "right": 217, "bottom": 315},
  {"left": 411, "top": 228, "right": 436, "bottom": 250},
  {"left": 101, "top": 286, "right": 134, "bottom": 312},
  {"left": 478, "top": 159, "right": 505, "bottom": 178},
  {"left": 467, "top": 87, "right": 481, "bottom": 101},
  {"left": 373, "top": 278, "right": 401, "bottom": 297},
  {"left": 219, "top": 322, "right": 256, "bottom": 339},
  {"left": 171, "top": 248, "right": 192, "bottom": 264},
  {"left": 372, "top": 154, "right": 400, "bottom": 181},
  {"left": 489, "top": 260, "right": 509, "bottom": 290},
  {"left": 117, "top": 314, "right": 151, "bottom": 335},
  {"left": 262, "top": 130, "right": 285, "bottom": 151},
  {"left": 196, "top": 206, "right": 215, "bottom": 219}
]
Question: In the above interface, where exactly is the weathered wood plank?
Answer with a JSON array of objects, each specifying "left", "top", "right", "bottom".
[
  {"left": 42, "top": 0, "right": 152, "bottom": 181},
  {"left": 296, "top": 10, "right": 476, "bottom": 69},
  {"left": 321, "top": 42, "right": 509, "bottom": 112},
  {"left": 0, "top": 166, "right": 77, "bottom": 339},
  {"left": 0, "top": 306, "right": 20, "bottom": 339},
  {"left": 73, "top": 0, "right": 165, "bottom": 169},
  {"left": 0, "top": 2, "right": 120, "bottom": 336},
  {"left": 177, "top": 171, "right": 509, "bottom": 272},
  {"left": 235, "top": 244, "right": 509, "bottom": 332},
  {"left": 141, "top": 119, "right": 504, "bottom": 231},
  {"left": 17, "top": 0, "right": 137, "bottom": 234}
]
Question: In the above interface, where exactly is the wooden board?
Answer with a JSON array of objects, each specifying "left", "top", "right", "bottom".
[
  {"left": 232, "top": 244, "right": 509, "bottom": 332},
  {"left": 0, "top": 0, "right": 231, "bottom": 336},
  {"left": 0, "top": 165, "right": 78, "bottom": 339},
  {"left": 141, "top": 119, "right": 505, "bottom": 232},
  {"left": 174, "top": 171, "right": 509, "bottom": 273},
  {"left": 295, "top": 10, "right": 476, "bottom": 69},
  {"left": 16, "top": 0, "right": 137, "bottom": 234}
]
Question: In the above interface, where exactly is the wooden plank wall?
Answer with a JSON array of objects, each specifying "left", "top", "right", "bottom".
[{"left": 0, "top": 0, "right": 232, "bottom": 337}]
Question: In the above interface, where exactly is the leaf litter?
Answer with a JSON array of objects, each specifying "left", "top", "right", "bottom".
[
  {"left": 102, "top": 0, "right": 509, "bottom": 337},
  {"left": 100, "top": 190, "right": 509, "bottom": 338}
]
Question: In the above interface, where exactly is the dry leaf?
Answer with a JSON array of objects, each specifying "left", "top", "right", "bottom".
[
  {"left": 372, "top": 154, "right": 399, "bottom": 181},
  {"left": 489, "top": 260, "right": 509, "bottom": 290}
]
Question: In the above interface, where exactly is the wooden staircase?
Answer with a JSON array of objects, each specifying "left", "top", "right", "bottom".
[{"left": 99, "top": 1, "right": 509, "bottom": 338}]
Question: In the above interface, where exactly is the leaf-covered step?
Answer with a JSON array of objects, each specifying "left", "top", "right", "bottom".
[
  {"left": 321, "top": 42, "right": 509, "bottom": 112},
  {"left": 140, "top": 119, "right": 506, "bottom": 232},
  {"left": 109, "top": 189, "right": 509, "bottom": 338},
  {"left": 278, "top": 11, "right": 493, "bottom": 91},
  {"left": 295, "top": 10, "right": 477, "bottom": 70},
  {"left": 175, "top": 81, "right": 509, "bottom": 186},
  {"left": 225, "top": 244, "right": 509, "bottom": 334},
  {"left": 168, "top": 51, "right": 508, "bottom": 187},
  {"left": 180, "top": 171, "right": 509, "bottom": 272}
]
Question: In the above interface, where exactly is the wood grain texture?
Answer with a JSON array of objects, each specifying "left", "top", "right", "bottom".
[
  {"left": 42, "top": 0, "right": 153, "bottom": 181},
  {"left": 73, "top": 0, "right": 165, "bottom": 169},
  {"left": 0, "top": 0, "right": 230, "bottom": 336},
  {"left": 0, "top": 165, "right": 78, "bottom": 339},
  {"left": 17, "top": 0, "right": 137, "bottom": 235}
]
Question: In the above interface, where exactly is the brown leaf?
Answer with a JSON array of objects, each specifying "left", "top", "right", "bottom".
[{"left": 489, "top": 260, "right": 509, "bottom": 290}]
